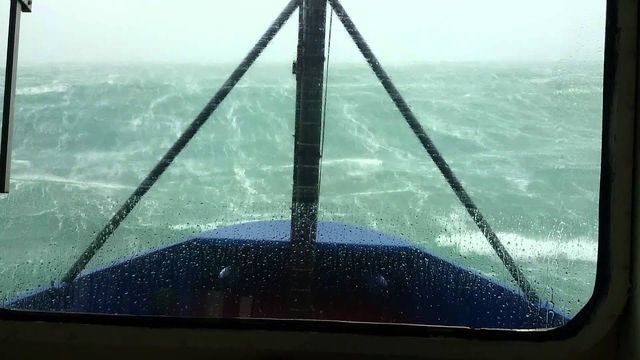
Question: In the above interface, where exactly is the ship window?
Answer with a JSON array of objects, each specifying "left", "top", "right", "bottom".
[{"left": 0, "top": 0, "right": 606, "bottom": 331}]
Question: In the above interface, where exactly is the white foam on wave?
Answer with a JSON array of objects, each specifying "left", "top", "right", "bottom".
[
  {"left": 168, "top": 213, "right": 279, "bottom": 231},
  {"left": 553, "top": 87, "right": 600, "bottom": 95},
  {"left": 328, "top": 188, "right": 415, "bottom": 198},
  {"left": 13, "top": 174, "right": 131, "bottom": 191},
  {"left": 233, "top": 166, "right": 257, "bottom": 195},
  {"left": 226, "top": 101, "right": 240, "bottom": 131},
  {"left": 169, "top": 221, "right": 221, "bottom": 231},
  {"left": 258, "top": 158, "right": 384, "bottom": 172},
  {"left": 432, "top": 210, "right": 597, "bottom": 262},
  {"left": 76, "top": 150, "right": 129, "bottom": 162},
  {"left": 321, "top": 158, "right": 383, "bottom": 167},
  {"left": 435, "top": 231, "right": 597, "bottom": 262},
  {"left": 529, "top": 77, "right": 555, "bottom": 84},
  {"left": 341, "top": 103, "right": 385, "bottom": 152},
  {"left": 16, "top": 84, "right": 69, "bottom": 96},
  {"left": 235, "top": 84, "right": 293, "bottom": 89},
  {"left": 12, "top": 159, "right": 32, "bottom": 168},
  {"left": 505, "top": 175, "right": 531, "bottom": 194},
  {"left": 180, "top": 159, "right": 212, "bottom": 177}
]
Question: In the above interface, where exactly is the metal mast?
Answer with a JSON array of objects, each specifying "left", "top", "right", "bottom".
[{"left": 288, "top": 0, "right": 327, "bottom": 316}]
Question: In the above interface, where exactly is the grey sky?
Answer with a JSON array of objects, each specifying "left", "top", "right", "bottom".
[{"left": 2, "top": 0, "right": 606, "bottom": 64}]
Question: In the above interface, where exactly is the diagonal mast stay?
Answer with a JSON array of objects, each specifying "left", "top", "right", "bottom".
[
  {"left": 59, "top": 0, "right": 539, "bottom": 305},
  {"left": 61, "top": 0, "right": 302, "bottom": 284},
  {"left": 327, "top": 0, "right": 540, "bottom": 303}
]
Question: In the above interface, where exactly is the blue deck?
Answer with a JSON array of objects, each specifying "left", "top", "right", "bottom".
[{"left": 10, "top": 221, "right": 567, "bottom": 329}]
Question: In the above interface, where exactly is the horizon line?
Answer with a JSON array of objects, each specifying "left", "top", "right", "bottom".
[{"left": 11, "top": 58, "right": 605, "bottom": 67}]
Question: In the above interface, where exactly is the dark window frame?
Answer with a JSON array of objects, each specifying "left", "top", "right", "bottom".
[{"left": 0, "top": 0, "right": 631, "bottom": 347}]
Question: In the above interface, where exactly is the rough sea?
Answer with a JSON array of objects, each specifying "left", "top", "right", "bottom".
[{"left": 0, "top": 62, "right": 602, "bottom": 316}]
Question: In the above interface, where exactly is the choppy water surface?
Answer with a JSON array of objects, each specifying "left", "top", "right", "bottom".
[{"left": 0, "top": 62, "right": 602, "bottom": 315}]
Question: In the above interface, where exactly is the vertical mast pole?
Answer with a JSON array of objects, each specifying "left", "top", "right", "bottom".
[{"left": 289, "top": 0, "right": 327, "bottom": 316}]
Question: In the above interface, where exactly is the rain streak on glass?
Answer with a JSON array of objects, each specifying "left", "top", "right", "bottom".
[{"left": 0, "top": 0, "right": 604, "bottom": 329}]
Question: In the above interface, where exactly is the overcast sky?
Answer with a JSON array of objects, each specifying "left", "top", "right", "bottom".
[{"left": 1, "top": 0, "right": 606, "bottom": 64}]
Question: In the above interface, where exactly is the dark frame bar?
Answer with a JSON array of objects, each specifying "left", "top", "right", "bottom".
[
  {"left": 1, "top": 0, "right": 31, "bottom": 194},
  {"left": 0, "top": 0, "right": 622, "bottom": 345}
]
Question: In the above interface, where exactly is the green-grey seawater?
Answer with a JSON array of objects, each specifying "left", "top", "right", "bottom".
[{"left": 0, "top": 62, "right": 602, "bottom": 316}]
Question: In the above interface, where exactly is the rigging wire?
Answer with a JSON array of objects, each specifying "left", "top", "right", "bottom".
[
  {"left": 318, "top": 8, "right": 333, "bottom": 197},
  {"left": 328, "top": 0, "right": 539, "bottom": 303},
  {"left": 60, "top": 0, "right": 301, "bottom": 284}
]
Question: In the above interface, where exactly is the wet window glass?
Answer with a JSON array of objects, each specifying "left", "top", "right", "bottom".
[{"left": 0, "top": 0, "right": 605, "bottom": 329}]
